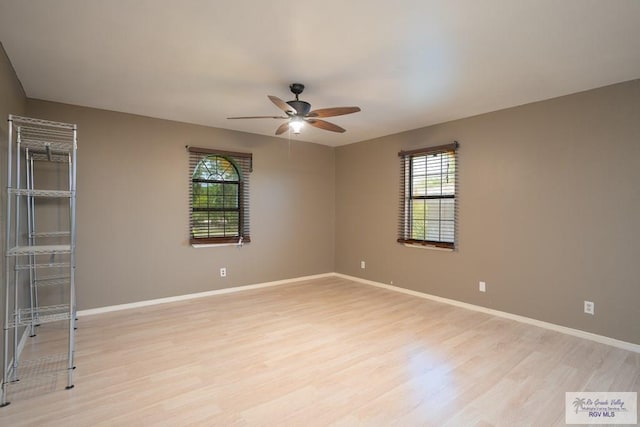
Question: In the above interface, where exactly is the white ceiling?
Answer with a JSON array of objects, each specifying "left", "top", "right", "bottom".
[{"left": 1, "top": 1, "right": 639, "bottom": 146}]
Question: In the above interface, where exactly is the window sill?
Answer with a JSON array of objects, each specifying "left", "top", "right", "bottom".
[
  {"left": 403, "top": 243, "right": 454, "bottom": 252},
  {"left": 191, "top": 243, "right": 244, "bottom": 249}
]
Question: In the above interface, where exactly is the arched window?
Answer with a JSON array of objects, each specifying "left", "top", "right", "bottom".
[{"left": 188, "top": 147, "right": 252, "bottom": 244}]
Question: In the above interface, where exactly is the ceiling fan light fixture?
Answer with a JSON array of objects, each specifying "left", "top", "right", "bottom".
[
  {"left": 227, "top": 83, "right": 361, "bottom": 136},
  {"left": 289, "top": 117, "right": 304, "bottom": 134}
]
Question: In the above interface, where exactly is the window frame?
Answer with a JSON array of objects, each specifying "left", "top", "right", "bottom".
[
  {"left": 397, "top": 142, "right": 458, "bottom": 249},
  {"left": 188, "top": 146, "right": 252, "bottom": 245}
]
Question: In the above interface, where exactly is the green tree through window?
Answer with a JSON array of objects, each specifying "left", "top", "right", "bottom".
[
  {"left": 409, "top": 151, "right": 456, "bottom": 242},
  {"left": 188, "top": 147, "right": 252, "bottom": 245},
  {"left": 398, "top": 143, "right": 458, "bottom": 249},
  {"left": 192, "top": 155, "right": 240, "bottom": 239}
]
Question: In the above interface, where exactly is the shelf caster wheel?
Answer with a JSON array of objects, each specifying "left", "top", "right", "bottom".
[
  {"left": 65, "top": 385, "right": 74, "bottom": 390},
  {"left": 0, "top": 402, "right": 10, "bottom": 408}
]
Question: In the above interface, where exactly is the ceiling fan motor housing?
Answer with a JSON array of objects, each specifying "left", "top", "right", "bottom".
[{"left": 287, "top": 100, "right": 311, "bottom": 116}]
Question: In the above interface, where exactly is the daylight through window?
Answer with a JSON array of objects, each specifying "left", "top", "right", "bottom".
[
  {"left": 188, "top": 147, "right": 251, "bottom": 244},
  {"left": 398, "top": 142, "right": 458, "bottom": 249}
]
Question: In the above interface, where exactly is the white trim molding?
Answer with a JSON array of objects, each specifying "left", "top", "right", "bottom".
[
  {"left": 7, "top": 327, "right": 30, "bottom": 376},
  {"left": 17, "top": 327, "right": 29, "bottom": 361},
  {"left": 77, "top": 273, "right": 334, "bottom": 317},
  {"left": 334, "top": 273, "right": 640, "bottom": 354}
]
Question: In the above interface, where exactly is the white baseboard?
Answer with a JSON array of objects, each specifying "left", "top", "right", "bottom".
[
  {"left": 334, "top": 273, "right": 640, "bottom": 354},
  {"left": 6, "top": 327, "right": 30, "bottom": 375},
  {"left": 17, "top": 327, "right": 29, "bottom": 360},
  {"left": 75, "top": 270, "right": 639, "bottom": 354},
  {"left": 77, "top": 273, "right": 334, "bottom": 317}
]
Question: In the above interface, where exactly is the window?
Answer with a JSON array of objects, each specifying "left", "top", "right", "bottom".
[
  {"left": 188, "top": 146, "right": 252, "bottom": 245},
  {"left": 398, "top": 142, "right": 458, "bottom": 249}
]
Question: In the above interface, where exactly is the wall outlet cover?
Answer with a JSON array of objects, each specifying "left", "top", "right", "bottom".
[
  {"left": 584, "top": 301, "right": 594, "bottom": 315},
  {"left": 479, "top": 281, "right": 486, "bottom": 292}
]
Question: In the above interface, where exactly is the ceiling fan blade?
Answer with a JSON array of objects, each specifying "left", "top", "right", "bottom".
[
  {"left": 268, "top": 95, "right": 296, "bottom": 115},
  {"left": 307, "top": 106, "right": 361, "bottom": 118},
  {"left": 227, "top": 115, "right": 288, "bottom": 119},
  {"left": 275, "top": 122, "right": 290, "bottom": 135},
  {"left": 306, "top": 119, "right": 346, "bottom": 133}
]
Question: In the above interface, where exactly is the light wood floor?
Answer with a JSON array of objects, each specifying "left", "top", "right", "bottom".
[{"left": 1, "top": 276, "right": 638, "bottom": 426}]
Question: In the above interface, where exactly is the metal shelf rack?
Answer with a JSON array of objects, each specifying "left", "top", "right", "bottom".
[{"left": 2, "top": 114, "right": 77, "bottom": 407}]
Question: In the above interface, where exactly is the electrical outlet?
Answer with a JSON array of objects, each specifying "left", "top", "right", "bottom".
[
  {"left": 584, "top": 301, "right": 594, "bottom": 315},
  {"left": 361, "top": 261, "right": 366, "bottom": 269},
  {"left": 479, "top": 281, "right": 486, "bottom": 292},
  {"left": 220, "top": 267, "right": 226, "bottom": 277}
]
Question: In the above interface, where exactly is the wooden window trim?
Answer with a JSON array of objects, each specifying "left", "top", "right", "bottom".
[{"left": 398, "top": 142, "right": 458, "bottom": 158}]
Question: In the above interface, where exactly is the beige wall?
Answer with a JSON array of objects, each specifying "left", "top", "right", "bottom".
[
  {"left": 26, "top": 100, "right": 335, "bottom": 310},
  {"left": 0, "top": 42, "right": 26, "bottom": 127},
  {"left": 0, "top": 42, "right": 27, "bottom": 368},
  {"left": 0, "top": 41, "right": 26, "bottom": 226},
  {"left": 0, "top": 43, "right": 26, "bottom": 281},
  {"left": 335, "top": 79, "right": 640, "bottom": 345}
]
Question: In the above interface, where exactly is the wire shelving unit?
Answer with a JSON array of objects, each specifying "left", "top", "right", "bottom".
[{"left": 2, "top": 115, "right": 77, "bottom": 407}]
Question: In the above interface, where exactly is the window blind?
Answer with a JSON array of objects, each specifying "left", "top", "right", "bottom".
[
  {"left": 188, "top": 146, "right": 252, "bottom": 244},
  {"left": 398, "top": 142, "right": 458, "bottom": 249}
]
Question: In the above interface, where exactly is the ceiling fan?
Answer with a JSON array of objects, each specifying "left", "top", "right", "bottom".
[{"left": 227, "top": 83, "right": 361, "bottom": 135}]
